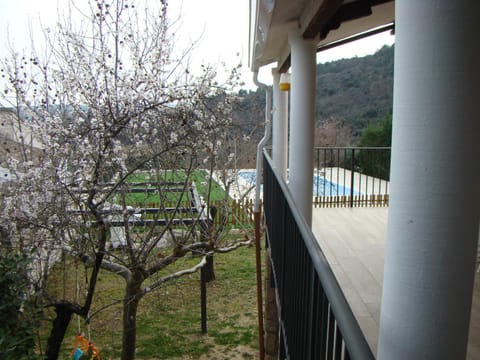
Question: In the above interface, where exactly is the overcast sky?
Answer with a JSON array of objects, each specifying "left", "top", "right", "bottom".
[{"left": 0, "top": 0, "right": 394, "bottom": 90}]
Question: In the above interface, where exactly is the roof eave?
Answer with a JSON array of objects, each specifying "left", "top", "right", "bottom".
[{"left": 249, "top": 0, "right": 395, "bottom": 71}]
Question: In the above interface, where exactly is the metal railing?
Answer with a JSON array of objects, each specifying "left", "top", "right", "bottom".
[
  {"left": 314, "top": 147, "right": 390, "bottom": 207},
  {"left": 263, "top": 150, "right": 374, "bottom": 360}
]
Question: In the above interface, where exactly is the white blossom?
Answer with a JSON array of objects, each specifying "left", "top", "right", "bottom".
[{"left": 0, "top": 0, "right": 245, "bottom": 356}]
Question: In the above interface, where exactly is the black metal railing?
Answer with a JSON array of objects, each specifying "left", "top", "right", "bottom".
[
  {"left": 263, "top": 150, "right": 374, "bottom": 360},
  {"left": 314, "top": 147, "right": 390, "bottom": 207}
]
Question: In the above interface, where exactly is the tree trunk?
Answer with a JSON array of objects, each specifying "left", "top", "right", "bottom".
[
  {"left": 121, "top": 276, "right": 143, "bottom": 360},
  {"left": 203, "top": 253, "right": 215, "bottom": 282},
  {"left": 200, "top": 213, "right": 215, "bottom": 282},
  {"left": 44, "top": 232, "right": 106, "bottom": 359},
  {"left": 45, "top": 303, "right": 78, "bottom": 360}
]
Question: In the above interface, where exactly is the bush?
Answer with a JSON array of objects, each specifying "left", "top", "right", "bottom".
[
  {"left": 0, "top": 250, "right": 40, "bottom": 359},
  {"left": 356, "top": 115, "right": 392, "bottom": 180}
]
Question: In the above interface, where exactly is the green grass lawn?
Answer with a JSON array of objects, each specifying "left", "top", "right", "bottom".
[
  {"left": 125, "top": 170, "right": 228, "bottom": 206},
  {"left": 41, "top": 246, "right": 260, "bottom": 359}
]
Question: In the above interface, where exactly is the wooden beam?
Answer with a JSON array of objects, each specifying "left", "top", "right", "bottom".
[
  {"left": 303, "top": 0, "right": 343, "bottom": 39},
  {"left": 278, "top": 0, "right": 394, "bottom": 72}
]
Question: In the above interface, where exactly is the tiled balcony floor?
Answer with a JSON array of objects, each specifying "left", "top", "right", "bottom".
[{"left": 312, "top": 207, "right": 480, "bottom": 358}]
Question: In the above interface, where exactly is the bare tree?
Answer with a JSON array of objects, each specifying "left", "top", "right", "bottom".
[
  {"left": 1, "top": 1, "right": 251, "bottom": 359},
  {"left": 315, "top": 117, "right": 352, "bottom": 147}
]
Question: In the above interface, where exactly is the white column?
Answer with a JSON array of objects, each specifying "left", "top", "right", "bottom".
[
  {"left": 378, "top": 1, "right": 480, "bottom": 359},
  {"left": 272, "top": 69, "right": 288, "bottom": 181},
  {"left": 287, "top": 31, "right": 317, "bottom": 226}
]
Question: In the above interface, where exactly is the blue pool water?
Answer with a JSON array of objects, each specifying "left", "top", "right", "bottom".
[
  {"left": 313, "top": 176, "right": 360, "bottom": 197},
  {"left": 238, "top": 171, "right": 257, "bottom": 185},
  {"left": 238, "top": 171, "right": 360, "bottom": 196}
]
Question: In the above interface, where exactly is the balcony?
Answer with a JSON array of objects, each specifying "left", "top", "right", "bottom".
[
  {"left": 263, "top": 149, "right": 480, "bottom": 359},
  {"left": 313, "top": 207, "right": 480, "bottom": 358}
]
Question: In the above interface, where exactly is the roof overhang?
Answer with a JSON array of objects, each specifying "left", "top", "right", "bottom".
[{"left": 249, "top": 0, "right": 395, "bottom": 72}]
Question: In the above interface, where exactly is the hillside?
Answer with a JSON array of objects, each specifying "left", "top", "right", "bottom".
[
  {"left": 234, "top": 44, "right": 394, "bottom": 141},
  {"left": 316, "top": 45, "right": 394, "bottom": 135}
]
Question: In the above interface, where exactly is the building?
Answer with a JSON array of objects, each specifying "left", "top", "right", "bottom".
[
  {"left": 0, "top": 107, "right": 43, "bottom": 168},
  {"left": 250, "top": 1, "right": 480, "bottom": 359}
]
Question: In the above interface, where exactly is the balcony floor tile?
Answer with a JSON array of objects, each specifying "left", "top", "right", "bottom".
[{"left": 312, "top": 207, "right": 479, "bottom": 358}]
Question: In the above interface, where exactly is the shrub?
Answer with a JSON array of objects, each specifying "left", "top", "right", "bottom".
[{"left": 0, "top": 250, "right": 40, "bottom": 359}]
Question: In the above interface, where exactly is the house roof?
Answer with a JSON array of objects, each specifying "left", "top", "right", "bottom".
[{"left": 249, "top": 0, "right": 394, "bottom": 71}]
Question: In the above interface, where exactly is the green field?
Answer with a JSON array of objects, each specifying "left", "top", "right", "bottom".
[{"left": 41, "top": 246, "right": 260, "bottom": 359}]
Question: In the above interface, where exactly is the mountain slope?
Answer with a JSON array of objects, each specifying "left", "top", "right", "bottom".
[{"left": 316, "top": 45, "right": 394, "bottom": 135}]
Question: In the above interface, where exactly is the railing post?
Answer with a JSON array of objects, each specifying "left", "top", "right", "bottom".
[
  {"left": 350, "top": 149, "right": 355, "bottom": 208},
  {"left": 306, "top": 265, "right": 316, "bottom": 359}
]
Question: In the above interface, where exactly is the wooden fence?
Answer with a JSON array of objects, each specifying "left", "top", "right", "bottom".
[
  {"left": 210, "top": 198, "right": 256, "bottom": 227},
  {"left": 313, "top": 194, "right": 389, "bottom": 208}
]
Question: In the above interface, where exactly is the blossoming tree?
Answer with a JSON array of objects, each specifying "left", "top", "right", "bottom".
[{"left": 0, "top": 1, "right": 252, "bottom": 359}]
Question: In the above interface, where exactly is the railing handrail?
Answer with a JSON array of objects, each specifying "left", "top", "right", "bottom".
[
  {"left": 264, "top": 149, "right": 375, "bottom": 359},
  {"left": 315, "top": 146, "right": 391, "bottom": 150}
]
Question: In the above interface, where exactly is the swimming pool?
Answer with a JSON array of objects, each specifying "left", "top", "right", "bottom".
[
  {"left": 237, "top": 171, "right": 360, "bottom": 197},
  {"left": 313, "top": 175, "right": 360, "bottom": 197}
]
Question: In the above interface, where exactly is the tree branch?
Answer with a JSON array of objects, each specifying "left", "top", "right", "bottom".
[
  {"left": 146, "top": 240, "right": 209, "bottom": 276},
  {"left": 81, "top": 254, "right": 131, "bottom": 281},
  {"left": 143, "top": 255, "right": 207, "bottom": 295},
  {"left": 215, "top": 239, "right": 252, "bottom": 253}
]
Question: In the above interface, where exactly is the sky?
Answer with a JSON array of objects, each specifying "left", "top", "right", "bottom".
[{"left": 0, "top": 0, "right": 394, "bottom": 91}]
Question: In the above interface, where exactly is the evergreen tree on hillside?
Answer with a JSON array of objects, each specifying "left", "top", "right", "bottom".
[
  {"left": 356, "top": 115, "right": 392, "bottom": 180},
  {"left": 359, "top": 115, "right": 392, "bottom": 148}
]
